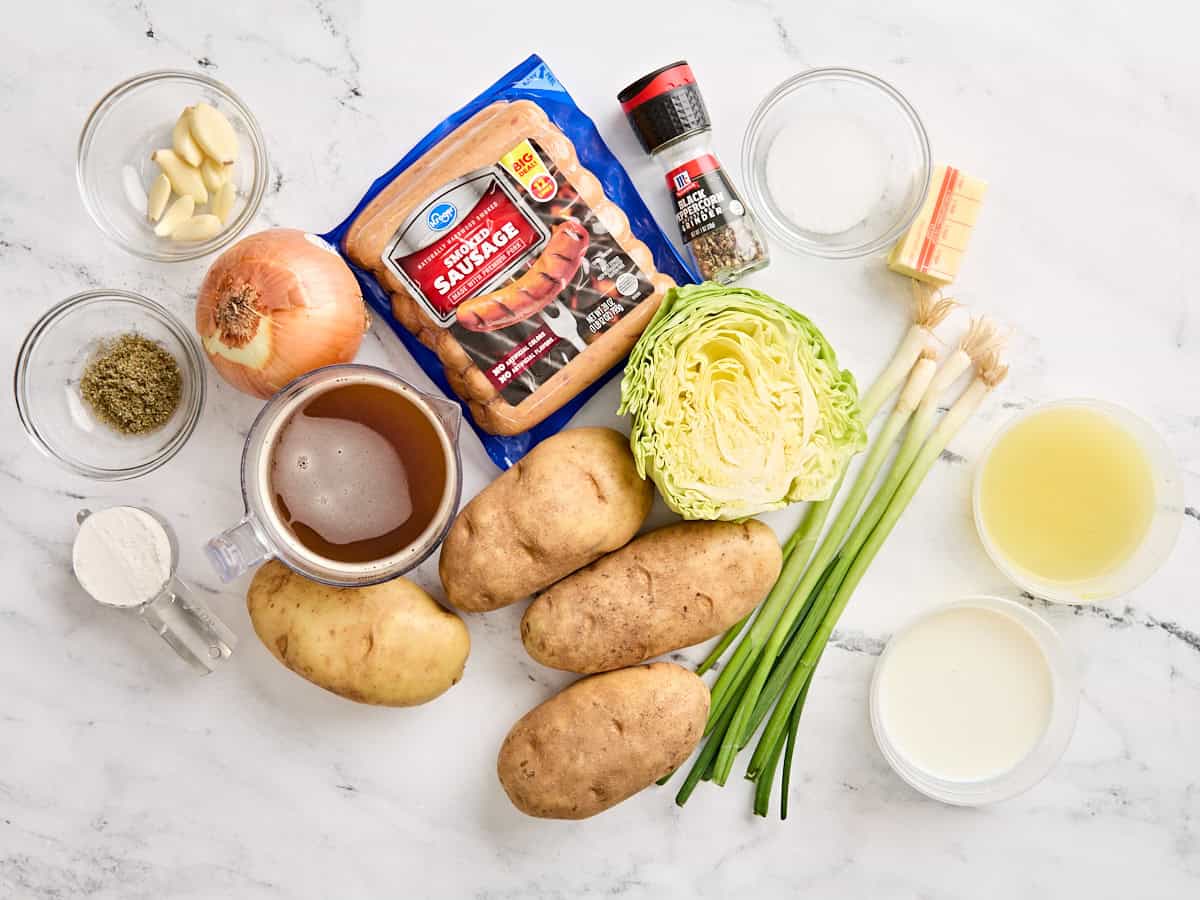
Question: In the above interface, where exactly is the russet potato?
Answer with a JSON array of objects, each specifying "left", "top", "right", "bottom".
[
  {"left": 439, "top": 427, "right": 652, "bottom": 612},
  {"left": 497, "top": 662, "right": 709, "bottom": 819},
  {"left": 247, "top": 561, "right": 469, "bottom": 706},
  {"left": 521, "top": 520, "right": 782, "bottom": 674}
]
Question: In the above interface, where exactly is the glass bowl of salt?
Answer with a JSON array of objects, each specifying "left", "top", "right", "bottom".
[{"left": 742, "top": 68, "right": 932, "bottom": 259}]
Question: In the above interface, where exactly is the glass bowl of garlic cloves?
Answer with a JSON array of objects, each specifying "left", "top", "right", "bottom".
[{"left": 77, "top": 69, "right": 269, "bottom": 262}]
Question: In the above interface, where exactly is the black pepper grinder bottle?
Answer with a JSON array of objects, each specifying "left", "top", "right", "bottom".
[{"left": 619, "top": 61, "right": 769, "bottom": 284}]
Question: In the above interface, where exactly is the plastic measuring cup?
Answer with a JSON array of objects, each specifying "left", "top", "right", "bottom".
[{"left": 74, "top": 506, "right": 236, "bottom": 674}]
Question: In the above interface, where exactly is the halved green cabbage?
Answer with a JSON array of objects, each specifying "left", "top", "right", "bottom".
[{"left": 619, "top": 283, "right": 865, "bottom": 521}]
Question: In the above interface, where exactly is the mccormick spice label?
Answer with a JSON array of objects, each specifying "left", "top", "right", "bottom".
[
  {"left": 382, "top": 139, "right": 653, "bottom": 404},
  {"left": 664, "top": 154, "right": 748, "bottom": 244}
]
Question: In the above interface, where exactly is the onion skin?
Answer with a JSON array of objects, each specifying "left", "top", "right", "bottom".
[{"left": 196, "top": 228, "right": 367, "bottom": 398}]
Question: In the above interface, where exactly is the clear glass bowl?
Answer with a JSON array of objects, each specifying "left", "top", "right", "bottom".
[
  {"left": 77, "top": 69, "right": 268, "bottom": 262},
  {"left": 870, "top": 595, "right": 1079, "bottom": 806},
  {"left": 742, "top": 68, "right": 931, "bottom": 259},
  {"left": 973, "top": 399, "right": 1184, "bottom": 604},
  {"left": 14, "top": 290, "right": 207, "bottom": 480}
]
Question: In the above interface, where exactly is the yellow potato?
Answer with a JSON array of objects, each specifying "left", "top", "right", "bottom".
[
  {"left": 521, "top": 520, "right": 782, "bottom": 673},
  {"left": 247, "top": 561, "right": 469, "bottom": 706},
  {"left": 439, "top": 427, "right": 652, "bottom": 612},
  {"left": 497, "top": 662, "right": 709, "bottom": 819}
]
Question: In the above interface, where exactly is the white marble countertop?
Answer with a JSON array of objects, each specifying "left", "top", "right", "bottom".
[{"left": 2, "top": 1, "right": 1198, "bottom": 897}]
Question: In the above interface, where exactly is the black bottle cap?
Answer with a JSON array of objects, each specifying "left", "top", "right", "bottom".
[{"left": 618, "top": 61, "right": 711, "bottom": 154}]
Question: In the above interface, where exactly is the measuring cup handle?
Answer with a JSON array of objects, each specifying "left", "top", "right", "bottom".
[
  {"left": 205, "top": 515, "right": 272, "bottom": 582},
  {"left": 138, "top": 577, "right": 236, "bottom": 674}
]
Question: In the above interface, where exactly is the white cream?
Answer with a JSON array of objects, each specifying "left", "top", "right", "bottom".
[{"left": 876, "top": 605, "right": 1053, "bottom": 781}]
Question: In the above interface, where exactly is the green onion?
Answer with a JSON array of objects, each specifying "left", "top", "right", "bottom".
[
  {"left": 676, "top": 290, "right": 981, "bottom": 814},
  {"left": 856, "top": 283, "right": 957, "bottom": 419},
  {"left": 745, "top": 358, "right": 1008, "bottom": 786},
  {"left": 710, "top": 352, "right": 940, "bottom": 784},
  {"left": 741, "top": 558, "right": 840, "bottom": 746},
  {"left": 675, "top": 685, "right": 741, "bottom": 806},
  {"left": 890, "top": 317, "right": 1003, "bottom": 481},
  {"left": 696, "top": 613, "right": 752, "bottom": 676},
  {"left": 740, "top": 325, "right": 1003, "bottom": 780},
  {"left": 752, "top": 708, "right": 790, "bottom": 816},
  {"left": 779, "top": 677, "right": 807, "bottom": 820},
  {"left": 674, "top": 309, "right": 1007, "bottom": 818},
  {"left": 753, "top": 648, "right": 818, "bottom": 818},
  {"left": 694, "top": 289, "right": 955, "bottom": 697}
]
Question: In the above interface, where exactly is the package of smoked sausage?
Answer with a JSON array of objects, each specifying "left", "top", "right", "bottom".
[{"left": 324, "top": 54, "right": 695, "bottom": 468}]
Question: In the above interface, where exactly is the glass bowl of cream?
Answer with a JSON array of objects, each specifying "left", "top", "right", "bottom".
[
  {"left": 869, "top": 595, "right": 1079, "bottom": 806},
  {"left": 742, "top": 68, "right": 931, "bottom": 258}
]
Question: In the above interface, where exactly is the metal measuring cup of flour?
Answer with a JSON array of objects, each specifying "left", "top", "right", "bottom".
[
  {"left": 204, "top": 364, "right": 464, "bottom": 587},
  {"left": 73, "top": 506, "right": 236, "bottom": 674}
]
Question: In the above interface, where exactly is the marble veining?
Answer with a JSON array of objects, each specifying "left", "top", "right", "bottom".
[{"left": 1, "top": 0, "right": 1197, "bottom": 897}]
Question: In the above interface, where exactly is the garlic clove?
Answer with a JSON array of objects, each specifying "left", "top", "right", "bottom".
[
  {"left": 147, "top": 173, "right": 172, "bottom": 222},
  {"left": 170, "top": 214, "right": 223, "bottom": 242},
  {"left": 172, "top": 108, "right": 204, "bottom": 168},
  {"left": 154, "top": 194, "right": 195, "bottom": 237},
  {"left": 212, "top": 180, "right": 237, "bottom": 224},
  {"left": 189, "top": 102, "right": 238, "bottom": 165},
  {"left": 200, "top": 156, "right": 231, "bottom": 192},
  {"left": 152, "top": 149, "right": 208, "bottom": 205}
]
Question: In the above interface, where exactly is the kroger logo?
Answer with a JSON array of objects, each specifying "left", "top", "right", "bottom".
[{"left": 427, "top": 202, "right": 457, "bottom": 232}]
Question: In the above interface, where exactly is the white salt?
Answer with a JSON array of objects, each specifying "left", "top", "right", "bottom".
[{"left": 765, "top": 118, "right": 887, "bottom": 235}]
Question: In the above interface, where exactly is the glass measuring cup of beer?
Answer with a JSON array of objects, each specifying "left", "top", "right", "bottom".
[{"left": 206, "top": 365, "right": 463, "bottom": 586}]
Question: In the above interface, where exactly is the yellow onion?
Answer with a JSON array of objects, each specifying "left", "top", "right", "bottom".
[{"left": 196, "top": 228, "right": 368, "bottom": 398}]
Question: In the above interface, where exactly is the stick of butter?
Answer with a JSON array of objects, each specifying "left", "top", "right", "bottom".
[{"left": 888, "top": 165, "right": 987, "bottom": 286}]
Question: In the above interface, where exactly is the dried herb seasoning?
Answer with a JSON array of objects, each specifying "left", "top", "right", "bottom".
[{"left": 80, "top": 333, "right": 182, "bottom": 435}]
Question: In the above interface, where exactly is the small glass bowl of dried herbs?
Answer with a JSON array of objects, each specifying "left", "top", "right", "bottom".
[{"left": 15, "top": 290, "right": 206, "bottom": 480}]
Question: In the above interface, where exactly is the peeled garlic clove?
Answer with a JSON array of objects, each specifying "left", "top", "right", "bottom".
[
  {"left": 172, "top": 108, "right": 204, "bottom": 167},
  {"left": 212, "top": 180, "right": 236, "bottom": 224},
  {"left": 154, "top": 194, "right": 195, "bottom": 237},
  {"left": 189, "top": 102, "right": 238, "bottom": 165},
  {"left": 170, "top": 214, "right": 223, "bottom": 242},
  {"left": 147, "top": 173, "right": 172, "bottom": 222},
  {"left": 200, "top": 156, "right": 230, "bottom": 192},
  {"left": 152, "top": 149, "right": 208, "bottom": 205}
]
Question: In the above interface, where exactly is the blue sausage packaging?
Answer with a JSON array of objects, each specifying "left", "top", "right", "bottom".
[{"left": 323, "top": 54, "right": 694, "bottom": 468}]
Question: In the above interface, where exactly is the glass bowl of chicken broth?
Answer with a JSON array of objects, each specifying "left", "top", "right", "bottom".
[
  {"left": 973, "top": 399, "right": 1183, "bottom": 604},
  {"left": 206, "top": 365, "right": 463, "bottom": 586}
]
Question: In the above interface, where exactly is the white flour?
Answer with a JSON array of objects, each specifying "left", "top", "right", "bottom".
[{"left": 73, "top": 506, "right": 172, "bottom": 607}]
